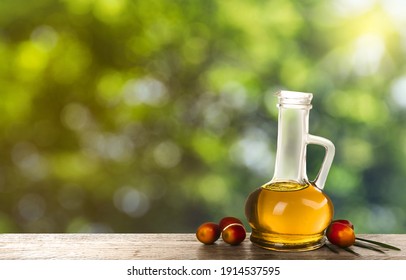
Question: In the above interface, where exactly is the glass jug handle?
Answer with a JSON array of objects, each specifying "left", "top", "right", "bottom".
[{"left": 306, "top": 134, "right": 335, "bottom": 190}]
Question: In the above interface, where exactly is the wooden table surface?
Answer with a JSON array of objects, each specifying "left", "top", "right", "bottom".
[{"left": 0, "top": 234, "right": 404, "bottom": 260}]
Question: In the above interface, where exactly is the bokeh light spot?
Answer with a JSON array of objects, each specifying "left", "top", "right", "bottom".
[
  {"left": 96, "top": 71, "right": 125, "bottom": 105},
  {"left": 30, "top": 25, "right": 59, "bottom": 52},
  {"left": 93, "top": 0, "right": 127, "bottom": 22},
  {"left": 61, "top": 103, "right": 93, "bottom": 131},
  {"left": 14, "top": 42, "right": 48, "bottom": 78},
  {"left": 18, "top": 193, "right": 46, "bottom": 222},
  {"left": 229, "top": 128, "right": 274, "bottom": 176},
  {"left": 80, "top": 131, "right": 135, "bottom": 162},
  {"left": 341, "top": 138, "right": 373, "bottom": 170},
  {"left": 123, "top": 77, "right": 168, "bottom": 107},
  {"left": 219, "top": 82, "right": 248, "bottom": 110},
  {"left": 113, "top": 186, "right": 150, "bottom": 218},
  {"left": 390, "top": 76, "right": 406, "bottom": 108},
  {"left": 153, "top": 141, "right": 182, "bottom": 169},
  {"left": 332, "top": 0, "right": 375, "bottom": 17},
  {"left": 11, "top": 142, "right": 48, "bottom": 181},
  {"left": 351, "top": 33, "right": 385, "bottom": 76},
  {"left": 197, "top": 175, "right": 230, "bottom": 204}
]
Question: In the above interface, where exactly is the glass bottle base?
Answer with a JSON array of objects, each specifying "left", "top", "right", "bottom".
[{"left": 249, "top": 230, "right": 326, "bottom": 252}]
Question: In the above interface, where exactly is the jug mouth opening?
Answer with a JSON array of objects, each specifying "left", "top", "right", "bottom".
[{"left": 276, "top": 90, "right": 313, "bottom": 109}]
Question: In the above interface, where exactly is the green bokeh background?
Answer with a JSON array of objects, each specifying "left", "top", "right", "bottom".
[{"left": 1, "top": 0, "right": 406, "bottom": 233}]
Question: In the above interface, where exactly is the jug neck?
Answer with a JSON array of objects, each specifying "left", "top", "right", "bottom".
[{"left": 271, "top": 91, "right": 312, "bottom": 185}]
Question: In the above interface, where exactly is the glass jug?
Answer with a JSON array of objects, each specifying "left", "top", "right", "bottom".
[{"left": 245, "top": 90, "right": 335, "bottom": 251}]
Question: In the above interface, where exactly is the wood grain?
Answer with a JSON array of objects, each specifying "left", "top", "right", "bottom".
[{"left": 0, "top": 234, "right": 404, "bottom": 260}]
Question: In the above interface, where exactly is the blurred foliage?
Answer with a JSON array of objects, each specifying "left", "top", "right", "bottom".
[{"left": 0, "top": 0, "right": 406, "bottom": 233}]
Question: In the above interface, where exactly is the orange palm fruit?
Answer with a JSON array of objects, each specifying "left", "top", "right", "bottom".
[{"left": 196, "top": 222, "right": 221, "bottom": 245}]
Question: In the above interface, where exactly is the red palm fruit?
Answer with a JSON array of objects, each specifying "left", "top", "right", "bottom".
[
  {"left": 196, "top": 222, "right": 221, "bottom": 245},
  {"left": 326, "top": 222, "right": 355, "bottom": 248},
  {"left": 221, "top": 223, "right": 246, "bottom": 245},
  {"left": 219, "top": 217, "right": 243, "bottom": 231}
]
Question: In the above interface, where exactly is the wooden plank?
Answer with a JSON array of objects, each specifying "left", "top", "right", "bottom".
[{"left": 0, "top": 234, "right": 404, "bottom": 260}]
